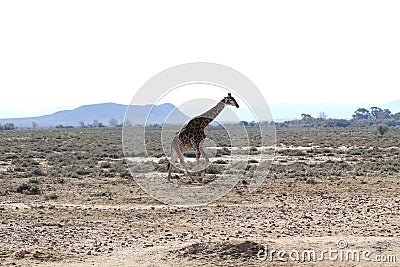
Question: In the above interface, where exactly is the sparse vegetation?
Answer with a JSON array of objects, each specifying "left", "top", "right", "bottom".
[
  {"left": 1, "top": 125, "right": 400, "bottom": 266},
  {"left": 0, "top": 127, "right": 127, "bottom": 180}
]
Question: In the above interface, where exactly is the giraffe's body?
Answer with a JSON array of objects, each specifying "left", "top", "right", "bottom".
[{"left": 167, "top": 93, "right": 239, "bottom": 182}]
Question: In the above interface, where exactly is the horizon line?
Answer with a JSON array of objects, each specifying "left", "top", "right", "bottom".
[{"left": 1, "top": 100, "right": 399, "bottom": 120}]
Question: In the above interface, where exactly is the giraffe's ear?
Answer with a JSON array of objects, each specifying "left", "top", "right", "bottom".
[{"left": 228, "top": 93, "right": 231, "bottom": 97}]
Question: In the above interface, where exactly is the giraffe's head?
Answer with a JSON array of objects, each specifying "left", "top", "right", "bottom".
[{"left": 222, "top": 93, "right": 239, "bottom": 108}]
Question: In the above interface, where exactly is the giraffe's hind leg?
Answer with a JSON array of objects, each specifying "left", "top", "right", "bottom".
[
  {"left": 195, "top": 148, "right": 201, "bottom": 183},
  {"left": 199, "top": 146, "right": 209, "bottom": 182}
]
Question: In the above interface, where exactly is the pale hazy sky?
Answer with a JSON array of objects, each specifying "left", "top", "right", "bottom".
[{"left": 1, "top": 1, "right": 400, "bottom": 118}]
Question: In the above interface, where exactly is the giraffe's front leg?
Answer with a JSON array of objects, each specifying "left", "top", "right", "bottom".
[
  {"left": 177, "top": 148, "right": 193, "bottom": 182},
  {"left": 167, "top": 141, "right": 179, "bottom": 182}
]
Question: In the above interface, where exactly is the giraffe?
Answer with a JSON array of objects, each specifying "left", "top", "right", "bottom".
[{"left": 167, "top": 93, "right": 239, "bottom": 183}]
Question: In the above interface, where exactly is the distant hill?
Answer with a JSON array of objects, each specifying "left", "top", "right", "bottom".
[
  {"left": 382, "top": 100, "right": 400, "bottom": 113},
  {"left": 0, "top": 103, "right": 190, "bottom": 128}
]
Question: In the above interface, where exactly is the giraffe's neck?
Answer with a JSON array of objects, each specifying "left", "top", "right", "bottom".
[{"left": 195, "top": 101, "right": 226, "bottom": 127}]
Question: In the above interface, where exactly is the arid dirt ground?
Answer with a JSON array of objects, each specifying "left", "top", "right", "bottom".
[{"left": 1, "top": 127, "right": 400, "bottom": 266}]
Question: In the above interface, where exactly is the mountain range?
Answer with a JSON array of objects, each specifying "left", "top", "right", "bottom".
[
  {"left": 0, "top": 103, "right": 190, "bottom": 128},
  {"left": 1, "top": 100, "right": 399, "bottom": 128}
]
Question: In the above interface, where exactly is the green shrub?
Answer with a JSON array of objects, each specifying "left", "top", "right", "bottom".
[
  {"left": 183, "top": 150, "right": 197, "bottom": 158},
  {"left": 31, "top": 168, "right": 46, "bottom": 176},
  {"left": 16, "top": 183, "right": 41, "bottom": 195},
  {"left": 306, "top": 178, "right": 317, "bottom": 184},
  {"left": 101, "top": 161, "right": 112, "bottom": 168},
  {"left": 45, "top": 193, "right": 58, "bottom": 200},
  {"left": 29, "top": 177, "right": 39, "bottom": 184},
  {"left": 377, "top": 124, "right": 389, "bottom": 135},
  {"left": 206, "top": 164, "right": 223, "bottom": 174}
]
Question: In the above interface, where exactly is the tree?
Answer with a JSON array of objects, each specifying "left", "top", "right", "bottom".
[
  {"left": 370, "top": 106, "right": 383, "bottom": 120},
  {"left": 318, "top": 111, "right": 327, "bottom": 120},
  {"left": 382, "top": 109, "right": 392, "bottom": 119},
  {"left": 109, "top": 118, "right": 118, "bottom": 127},
  {"left": 79, "top": 121, "right": 85, "bottom": 128},
  {"left": 32, "top": 122, "right": 38, "bottom": 128},
  {"left": 2, "top": 123, "right": 16, "bottom": 130},
  {"left": 124, "top": 119, "right": 132, "bottom": 127},
  {"left": 301, "top": 114, "right": 313, "bottom": 120},
  {"left": 352, "top": 108, "right": 370, "bottom": 120},
  {"left": 92, "top": 119, "right": 99, "bottom": 127}
]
